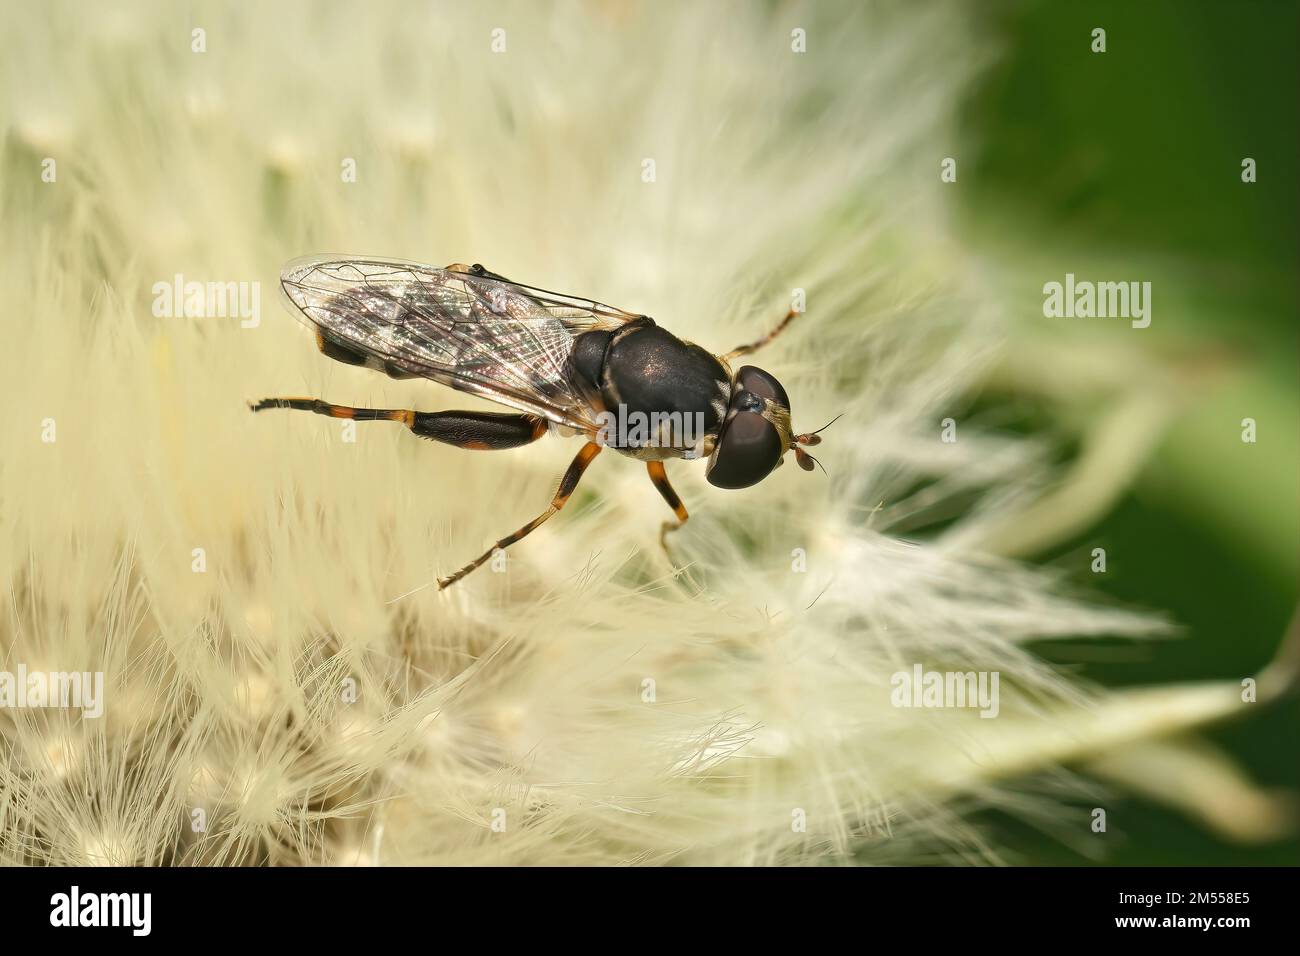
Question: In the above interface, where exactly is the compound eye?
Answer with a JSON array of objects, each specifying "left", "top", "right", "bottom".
[
  {"left": 735, "top": 366, "right": 790, "bottom": 410},
  {"left": 705, "top": 365, "right": 793, "bottom": 489},
  {"left": 706, "top": 409, "right": 783, "bottom": 489}
]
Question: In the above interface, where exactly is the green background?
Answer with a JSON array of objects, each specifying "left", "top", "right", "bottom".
[{"left": 956, "top": 0, "right": 1297, "bottom": 865}]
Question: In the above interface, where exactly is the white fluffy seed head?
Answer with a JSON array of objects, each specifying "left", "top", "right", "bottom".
[{"left": 0, "top": 2, "right": 1214, "bottom": 867}]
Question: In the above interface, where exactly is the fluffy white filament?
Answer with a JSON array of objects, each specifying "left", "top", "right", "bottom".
[{"left": 0, "top": 1, "right": 1273, "bottom": 866}]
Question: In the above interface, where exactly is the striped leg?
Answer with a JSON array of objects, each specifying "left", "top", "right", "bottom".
[
  {"left": 646, "top": 461, "right": 700, "bottom": 588},
  {"left": 437, "top": 441, "right": 603, "bottom": 589},
  {"left": 646, "top": 461, "right": 689, "bottom": 554},
  {"left": 249, "top": 397, "right": 547, "bottom": 450},
  {"left": 723, "top": 305, "right": 800, "bottom": 361}
]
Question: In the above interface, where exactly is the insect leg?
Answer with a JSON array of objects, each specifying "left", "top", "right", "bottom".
[
  {"left": 249, "top": 398, "right": 547, "bottom": 450},
  {"left": 437, "top": 441, "right": 602, "bottom": 589},
  {"left": 646, "top": 461, "right": 689, "bottom": 554},
  {"left": 722, "top": 306, "right": 801, "bottom": 361}
]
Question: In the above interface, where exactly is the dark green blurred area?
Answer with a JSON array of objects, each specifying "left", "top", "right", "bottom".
[{"left": 957, "top": 1, "right": 1298, "bottom": 865}]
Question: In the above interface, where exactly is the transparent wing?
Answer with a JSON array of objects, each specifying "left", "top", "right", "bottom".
[{"left": 279, "top": 256, "right": 643, "bottom": 430}]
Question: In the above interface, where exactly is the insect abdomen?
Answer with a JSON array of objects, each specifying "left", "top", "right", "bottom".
[{"left": 317, "top": 331, "right": 418, "bottom": 379}]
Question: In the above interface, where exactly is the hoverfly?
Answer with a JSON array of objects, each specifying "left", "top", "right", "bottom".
[{"left": 252, "top": 257, "right": 827, "bottom": 588}]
